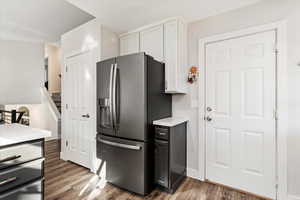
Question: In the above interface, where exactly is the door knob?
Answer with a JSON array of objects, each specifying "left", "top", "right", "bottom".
[
  {"left": 206, "top": 116, "right": 212, "bottom": 122},
  {"left": 82, "top": 114, "right": 90, "bottom": 118},
  {"left": 207, "top": 107, "right": 212, "bottom": 112}
]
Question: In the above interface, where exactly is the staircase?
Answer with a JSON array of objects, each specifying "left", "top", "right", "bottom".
[{"left": 51, "top": 92, "right": 61, "bottom": 113}]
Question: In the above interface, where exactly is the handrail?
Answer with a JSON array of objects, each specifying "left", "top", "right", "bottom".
[{"left": 41, "top": 87, "right": 61, "bottom": 121}]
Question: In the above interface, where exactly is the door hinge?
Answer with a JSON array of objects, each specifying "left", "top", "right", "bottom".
[
  {"left": 66, "top": 66, "right": 68, "bottom": 72},
  {"left": 66, "top": 140, "right": 69, "bottom": 147},
  {"left": 274, "top": 109, "right": 278, "bottom": 120},
  {"left": 273, "top": 43, "right": 279, "bottom": 54},
  {"left": 66, "top": 104, "right": 68, "bottom": 109}
]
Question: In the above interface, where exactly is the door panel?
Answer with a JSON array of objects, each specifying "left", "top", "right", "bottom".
[
  {"left": 97, "top": 58, "right": 116, "bottom": 136},
  {"left": 206, "top": 30, "right": 276, "bottom": 198},
  {"left": 116, "top": 53, "right": 146, "bottom": 141},
  {"left": 65, "top": 51, "right": 93, "bottom": 168}
]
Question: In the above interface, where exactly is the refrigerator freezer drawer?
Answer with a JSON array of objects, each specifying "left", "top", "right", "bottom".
[{"left": 97, "top": 134, "right": 152, "bottom": 196}]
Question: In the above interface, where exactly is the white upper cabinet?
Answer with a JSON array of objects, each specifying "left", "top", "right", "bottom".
[
  {"left": 119, "top": 18, "right": 187, "bottom": 94},
  {"left": 120, "top": 32, "right": 140, "bottom": 56},
  {"left": 140, "top": 25, "right": 164, "bottom": 62},
  {"left": 164, "top": 19, "right": 187, "bottom": 93}
]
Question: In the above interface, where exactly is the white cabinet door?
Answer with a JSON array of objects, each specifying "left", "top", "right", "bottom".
[
  {"left": 120, "top": 33, "right": 140, "bottom": 56},
  {"left": 164, "top": 20, "right": 178, "bottom": 93},
  {"left": 64, "top": 51, "right": 93, "bottom": 169},
  {"left": 140, "top": 25, "right": 164, "bottom": 62},
  {"left": 206, "top": 30, "right": 276, "bottom": 199}
]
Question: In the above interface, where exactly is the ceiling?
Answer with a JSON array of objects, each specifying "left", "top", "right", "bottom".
[
  {"left": 66, "top": 0, "right": 261, "bottom": 34},
  {"left": 0, "top": 0, "right": 94, "bottom": 42}
]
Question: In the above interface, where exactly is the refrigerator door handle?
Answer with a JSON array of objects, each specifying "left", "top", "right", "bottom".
[
  {"left": 112, "top": 63, "right": 118, "bottom": 128},
  {"left": 98, "top": 138, "right": 142, "bottom": 150},
  {"left": 109, "top": 64, "right": 114, "bottom": 127}
]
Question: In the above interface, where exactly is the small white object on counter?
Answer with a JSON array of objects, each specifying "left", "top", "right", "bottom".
[
  {"left": 153, "top": 117, "right": 188, "bottom": 127},
  {"left": 0, "top": 124, "right": 51, "bottom": 147}
]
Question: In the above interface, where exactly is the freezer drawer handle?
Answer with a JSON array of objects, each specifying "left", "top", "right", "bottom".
[{"left": 98, "top": 139, "right": 141, "bottom": 150}]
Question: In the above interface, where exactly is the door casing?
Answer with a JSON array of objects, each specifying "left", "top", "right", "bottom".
[{"left": 198, "top": 21, "right": 287, "bottom": 200}]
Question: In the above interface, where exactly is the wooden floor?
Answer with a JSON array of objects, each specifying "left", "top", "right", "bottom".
[{"left": 45, "top": 140, "right": 267, "bottom": 200}]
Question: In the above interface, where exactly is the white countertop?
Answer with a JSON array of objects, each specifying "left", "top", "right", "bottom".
[
  {"left": 153, "top": 117, "right": 188, "bottom": 127},
  {"left": 0, "top": 124, "right": 51, "bottom": 147}
]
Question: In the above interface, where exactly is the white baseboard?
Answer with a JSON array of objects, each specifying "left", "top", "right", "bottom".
[
  {"left": 60, "top": 151, "right": 67, "bottom": 161},
  {"left": 288, "top": 195, "right": 300, "bottom": 200},
  {"left": 187, "top": 168, "right": 199, "bottom": 180}
]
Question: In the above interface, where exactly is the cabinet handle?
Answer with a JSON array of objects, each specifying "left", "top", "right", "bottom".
[
  {"left": 0, "top": 155, "right": 21, "bottom": 164},
  {"left": 82, "top": 114, "right": 90, "bottom": 118},
  {"left": 158, "top": 132, "right": 166, "bottom": 136},
  {"left": 0, "top": 177, "right": 17, "bottom": 186}
]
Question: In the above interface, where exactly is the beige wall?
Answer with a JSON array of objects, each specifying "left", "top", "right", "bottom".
[
  {"left": 177, "top": 0, "right": 300, "bottom": 197},
  {"left": 46, "top": 44, "right": 61, "bottom": 93}
]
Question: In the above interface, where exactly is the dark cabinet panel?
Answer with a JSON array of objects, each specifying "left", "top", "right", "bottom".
[
  {"left": 0, "top": 139, "right": 44, "bottom": 200},
  {"left": 170, "top": 124, "right": 187, "bottom": 189},
  {"left": 0, "top": 159, "right": 43, "bottom": 193},
  {"left": 154, "top": 122, "right": 187, "bottom": 193},
  {"left": 154, "top": 140, "right": 169, "bottom": 188},
  {"left": 0, "top": 179, "right": 43, "bottom": 200}
]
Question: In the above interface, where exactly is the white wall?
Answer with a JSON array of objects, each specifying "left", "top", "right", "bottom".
[
  {"left": 176, "top": 0, "right": 300, "bottom": 197},
  {"left": 0, "top": 40, "right": 44, "bottom": 104}
]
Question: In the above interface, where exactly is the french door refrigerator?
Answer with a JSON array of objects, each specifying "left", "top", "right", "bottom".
[{"left": 96, "top": 53, "right": 172, "bottom": 195}]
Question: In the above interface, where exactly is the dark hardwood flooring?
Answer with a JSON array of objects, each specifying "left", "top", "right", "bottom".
[{"left": 44, "top": 140, "right": 267, "bottom": 200}]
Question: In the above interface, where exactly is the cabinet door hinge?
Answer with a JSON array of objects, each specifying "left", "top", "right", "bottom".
[
  {"left": 66, "top": 104, "right": 68, "bottom": 110},
  {"left": 66, "top": 66, "right": 68, "bottom": 72}
]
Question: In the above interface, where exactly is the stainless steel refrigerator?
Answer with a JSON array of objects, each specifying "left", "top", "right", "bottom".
[{"left": 96, "top": 53, "right": 172, "bottom": 195}]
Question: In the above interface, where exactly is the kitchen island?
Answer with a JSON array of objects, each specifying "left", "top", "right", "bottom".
[{"left": 0, "top": 124, "right": 51, "bottom": 200}]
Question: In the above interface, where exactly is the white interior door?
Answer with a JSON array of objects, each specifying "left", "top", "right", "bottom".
[
  {"left": 205, "top": 30, "right": 276, "bottom": 198},
  {"left": 65, "top": 51, "right": 93, "bottom": 169}
]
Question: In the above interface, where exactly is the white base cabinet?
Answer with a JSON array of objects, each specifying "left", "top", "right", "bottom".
[{"left": 119, "top": 18, "right": 187, "bottom": 94}]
